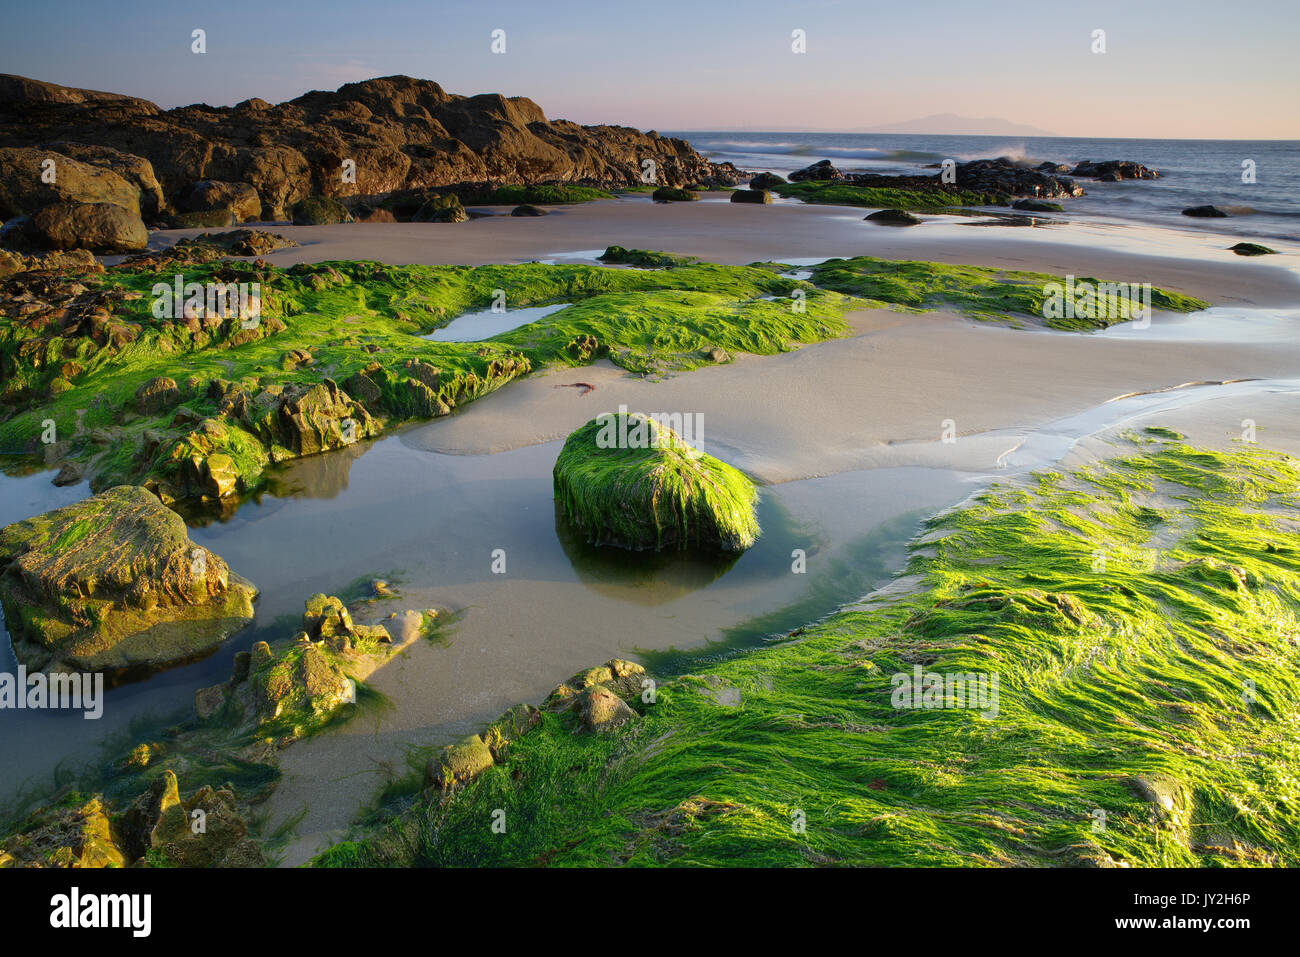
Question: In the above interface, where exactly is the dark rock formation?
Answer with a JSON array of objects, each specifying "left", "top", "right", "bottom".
[
  {"left": 731, "top": 188, "right": 772, "bottom": 204},
  {"left": 0, "top": 73, "right": 740, "bottom": 222},
  {"left": 510, "top": 203, "right": 546, "bottom": 216},
  {"left": 1228, "top": 242, "right": 1276, "bottom": 256},
  {"left": 865, "top": 208, "right": 922, "bottom": 226},
  {"left": 1070, "top": 160, "right": 1159, "bottom": 180},
  {"left": 1011, "top": 198, "right": 1064, "bottom": 212},
  {"left": 789, "top": 159, "right": 842, "bottom": 182},
  {"left": 749, "top": 172, "right": 786, "bottom": 189},
  {"left": 1183, "top": 205, "right": 1228, "bottom": 217},
  {"left": 951, "top": 159, "right": 1083, "bottom": 199}
]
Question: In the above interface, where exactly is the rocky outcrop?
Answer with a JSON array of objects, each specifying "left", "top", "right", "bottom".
[
  {"left": 177, "top": 179, "right": 261, "bottom": 222},
  {"left": 0, "top": 73, "right": 741, "bottom": 221},
  {"left": 789, "top": 159, "right": 842, "bottom": 182},
  {"left": 951, "top": 159, "right": 1083, "bottom": 199},
  {"left": 1070, "top": 159, "right": 1159, "bottom": 181},
  {"left": 0, "top": 485, "right": 257, "bottom": 675}
]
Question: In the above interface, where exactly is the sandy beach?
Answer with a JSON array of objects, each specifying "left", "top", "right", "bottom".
[{"left": 222, "top": 198, "right": 1300, "bottom": 865}]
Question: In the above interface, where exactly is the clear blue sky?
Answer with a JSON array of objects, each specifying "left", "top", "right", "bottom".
[{"left": 2, "top": 0, "right": 1296, "bottom": 138}]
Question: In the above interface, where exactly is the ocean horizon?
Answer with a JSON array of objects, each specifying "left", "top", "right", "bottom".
[{"left": 672, "top": 131, "right": 1300, "bottom": 241}]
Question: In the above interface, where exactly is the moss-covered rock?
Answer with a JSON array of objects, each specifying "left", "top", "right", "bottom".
[
  {"left": 1229, "top": 242, "right": 1277, "bottom": 256},
  {"left": 554, "top": 413, "right": 759, "bottom": 552},
  {"left": 730, "top": 188, "right": 772, "bottom": 204},
  {"left": 290, "top": 196, "right": 351, "bottom": 225},
  {"left": 412, "top": 194, "right": 468, "bottom": 223},
  {"left": 0, "top": 485, "right": 257, "bottom": 675}
]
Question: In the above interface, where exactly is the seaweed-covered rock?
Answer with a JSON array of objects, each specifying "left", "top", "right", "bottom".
[
  {"left": 553, "top": 413, "right": 759, "bottom": 551},
  {"left": 1229, "top": 242, "right": 1276, "bottom": 256},
  {"left": 730, "top": 188, "right": 772, "bottom": 204},
  {"left": 290, "top": 195, "right": 351, "bottom": 225},
  {"left": 412, "top": 193, "right": 468, "bottom": 223},
  {"left": 134, "top": 375, "right": 180, "bottom": 413},
  {"left": 426, "top": 734, "right": 495, "bottom": 789},
  {"left": 0, "top": 796, "right": 126, "bottom": 868},
  {"left": 0, "top": 485, "right": 257, "bottom": 674},
  {"left": 865, "top": 208, "right": 922, "bottom": 226}
]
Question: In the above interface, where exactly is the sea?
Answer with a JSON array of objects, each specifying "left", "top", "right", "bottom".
[{"left": 669, "top": 132, "right": 1300, "bottom": 242}]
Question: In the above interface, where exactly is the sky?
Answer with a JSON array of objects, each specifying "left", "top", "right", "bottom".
[{"left": 2, "top": 0, "right": 1297, "bottom": 139}]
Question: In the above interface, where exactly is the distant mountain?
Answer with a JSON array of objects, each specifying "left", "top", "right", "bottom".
[{"left": 857, "top": 113, "right": 1057, "bottom": 137}]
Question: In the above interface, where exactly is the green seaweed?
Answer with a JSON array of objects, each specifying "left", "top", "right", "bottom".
[
  {"left": 773, "top": 181, "right": 998, "bottom": 211},
  {"left": 322, "top": 439, "right": 1300, "bottom": 867}
]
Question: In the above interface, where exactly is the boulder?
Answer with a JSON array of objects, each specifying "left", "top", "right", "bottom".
[
  {"left": 1228, "top": 242, "right": 1277, "bottom": 256},
  {"left": 789, "top": 159, "right": 842, "bottom": 182},
  {"left": 1183, "top": 205, "right": 1228, "bottom": 217},
  {"left": 1070, "top": 160, "right": 1159, "bottom": 180},
  {"left": 426, "top": 734, "right": 495, "bottom": 788},
  {"left": 135, "top": 375, "right": 180, "bottom": 413},
  {"left": 510, "top": 203, "right": 546, "bottom": 216},
  {"left": 578, "top": 686, "right": 636, "bottom": 732},
  {"left": 26, "top": 201, "right": 147, "bottom": 252},
  {"left": 730, "top": 188, "right": 772, "bottom": 204},
  {"left": 42, "top": 141, "right": 165, "bottom": 217},
  {"left": 0, "top": 146, "right": 141, "bottom": 218},
  {"left": 290, "top": 195, "right": 351, "bottom": 225},
  {"left": 749, "top": 172, "right": 786, "bottom": 189},
  {"left": 553, "top": 412, "right": 760, "bottom": 551},
  {"left": 0, "top": 485, "right": 257, "bottom": 674},
  {"left": 865, "top": 208, "right": 922, "bottom": 226},
  {"left": 177, "top": 180, "right": 261, "bottom": 222},
  {"left": 412, "top": 194, "right": 467, "bottom": 223}
]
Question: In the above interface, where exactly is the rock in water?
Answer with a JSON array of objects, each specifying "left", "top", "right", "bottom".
[
  {"left": 730, "top": 188, "right": 772, "bottom": 204},
  {"left": 651, "top": 186, "right": 699, "bottom": 202},
  {"left": 0, "top": 485, "right": 257, "bottom": 675},
  {"left": 1229, "top": 242, "right": 1276, "bottom": 256},
  {"left": 865, "top": 208, "right": 922, "bottom": 226},
  {"left": 1183, "top": 205, "right": 1228, "bottom": 217},
  {"left": 553, "top": 412, "right": 760, "bottom": 551}
]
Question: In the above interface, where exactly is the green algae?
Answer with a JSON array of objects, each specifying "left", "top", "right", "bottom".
[
  {"left": 463, "top": 184, "right": 613, "bottom": 205},
  {"left": 319, "top": 438, "right": 1300, "bottom": 867},
  {"left": 806, "top": 256, "right": 1210, "bottom": 329},
  {"left": 553, "top": 413, "right": 760, "bottom": 552},
  {"left": 772, "top": 181, "right": 998, "bottom": 211}
]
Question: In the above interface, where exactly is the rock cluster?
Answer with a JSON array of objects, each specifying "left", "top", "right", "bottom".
[{"left": 0, "top": 72, "right": 740, "bottom": 235}]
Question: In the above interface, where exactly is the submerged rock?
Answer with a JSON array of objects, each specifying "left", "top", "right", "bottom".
[
  {"left": 1011, "top": 198, "right": 1064, "bottom": 212},
  {"left": 554, "top": 412, "right": 760, "bottom": 552},
  {"left": 1183, "top": 205, "right": 1228, "bottom": 217},
  {"left": 0, "top": 485, "right": 257, "bottom": 675},
  {"left": 510, "top": 203, "right": 546, "bottom": 216}
]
